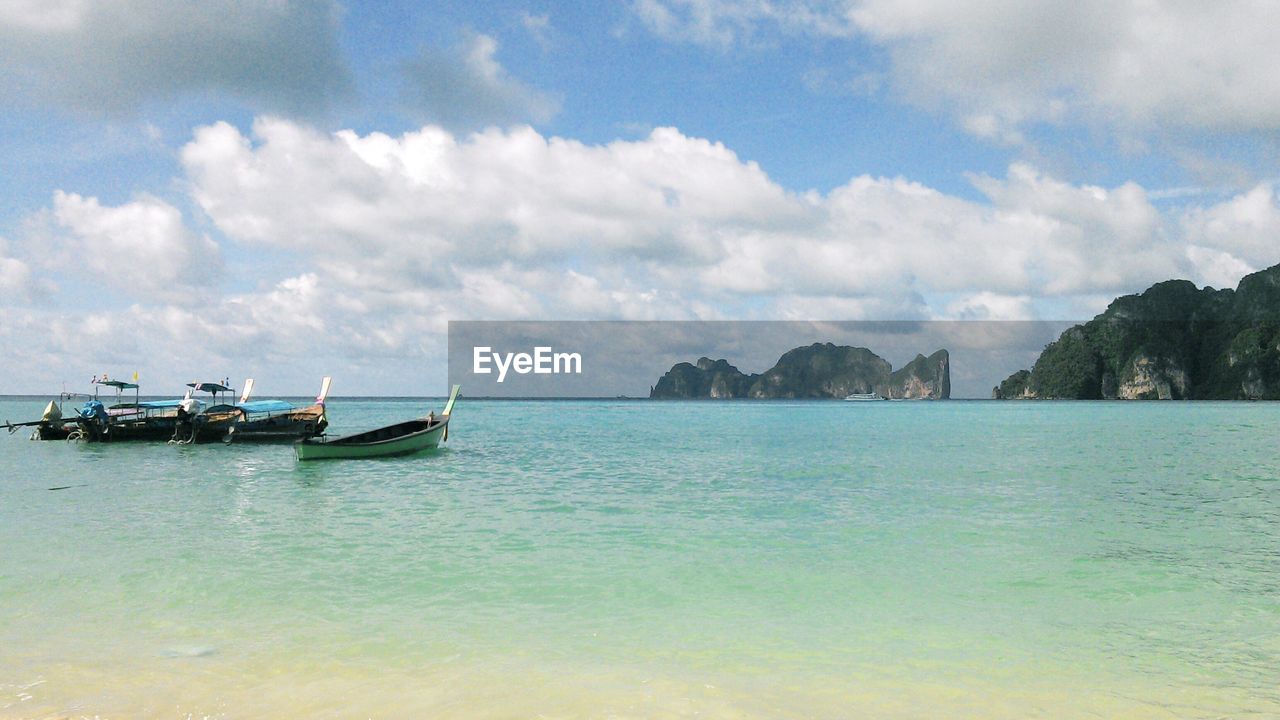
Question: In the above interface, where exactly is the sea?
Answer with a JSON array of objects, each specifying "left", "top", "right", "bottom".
[{"left": 1, "top": 397, "right": 1277, "bottom": 719}]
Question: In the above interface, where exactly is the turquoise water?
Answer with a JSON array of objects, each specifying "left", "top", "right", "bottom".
[{"left": 1, "top": 398, "right": 1278, "bottom": 718}]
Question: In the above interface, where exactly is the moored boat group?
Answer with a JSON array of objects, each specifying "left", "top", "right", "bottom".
[
  {"left": 4, "top": 376, "right": 460, "bottom": 461},
  {"left": 12, "top": 375, "right": 331, "bottom": 445}
]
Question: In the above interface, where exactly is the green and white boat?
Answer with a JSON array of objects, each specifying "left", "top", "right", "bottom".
[{"left": 294, "top": 385, "right": 459, "bottom": 460}]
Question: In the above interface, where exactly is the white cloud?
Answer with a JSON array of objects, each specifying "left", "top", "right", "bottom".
[
  {"left": 968, "top": 164, "right": 1181, "bottom": 295},
  {"left": 0, "top": 0, "right": 84, "bottom": 32},
  {"left": 696, "top": 164, "right": 1185, "bottom": 303},
  {"left": 0, "top": 0, "right": 350, "bottom": 115},
  {"left": 1181, "top": 184, "right": 1280, "bottom": 270},
  {"left": 634, "top": 1, "right": 1280, "bottom": 134},
  {"left": 849, "top": 0, "right": 1280, "bottom": 133},
  {"left": 181, "top": 118, "right": 1217, "bottom": 325},
  {"left": 942, "top": 292, "right": 1035, "bottom": 321},
  {"left": 9, "top": 117, "right": 1279, "bottom": 392},
  {"left": 1183, "top": 246, "right": 1256, "bottom": 291},
  {"left": 521, "top": 12, "right": 555, "bottom": 50},
  {"left": 182, "top": 119, "right": 803, "bottom": 284},
  {"left": 402, "top": 33, "right": 560, "bottom": 130},
  {"left": 765, "top": 293, "right": 927, "bottom": 321},
  {"left": 42, "top": 191, "right": 222, "bottom": 305},
  {"left": 633, "top": 0, "right": 856, "bottom": 48},
  {"left": 634, "top": 0, "right": 736, "bottom": 47},
  {"left": 0, "top": 237, "right": 36, "bottom": 302}
]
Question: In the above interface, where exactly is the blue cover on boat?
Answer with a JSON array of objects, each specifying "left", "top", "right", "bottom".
[
  {"left": 237, "top": 400, "right": 296, "bottom": 413},
  {"left": 78, "top": 400, "right": 108, "bottom": 422},
  {"left": 137, "top": 399, "right": 181, "bottom": 409}
]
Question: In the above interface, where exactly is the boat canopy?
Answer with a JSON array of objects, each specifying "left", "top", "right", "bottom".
[
  {"left": 238, "top": 399, "right": 295, "bottom": 414},
  {"left": 137, "top": 399, "right": 182, "bottom": 409},
  {"left": 96, "top": 379, "right": 139, "bottom": 390},
  {"left": 188, "top": 381, "right": 233, "bottom": 394}
]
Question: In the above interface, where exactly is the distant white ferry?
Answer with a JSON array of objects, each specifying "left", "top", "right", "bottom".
[{"left": 843, "top": 392, "right": 884, "bottom": 401}]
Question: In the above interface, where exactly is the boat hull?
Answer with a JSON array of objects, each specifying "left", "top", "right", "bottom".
[
  {"left": 62, "top": 412, "right": 184, "bottom": 442},
  {"left": 224, "top": 405, "right": 328, "bottom": 443},
  {"left": 294, "top": 417, "right": 447, "bottom": 460},
  {"left": 227, "top": 416, "right": 324, "bottom": 442},
  {"left": 33, "top": 422, "right": 75, "bottom": 440}
]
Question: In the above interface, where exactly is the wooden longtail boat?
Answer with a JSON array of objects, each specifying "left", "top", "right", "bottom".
[
  {"left": 294, "top": 385, "right": 459, "bottom": 461},
  {"left": 167, "top": 380, "right": 241, "bottom": 444},
  {"left": 5, "top": 377, "right": 186, "bottom": 442},
  {"left": 223, "top": 377, "right": 331, "bottom": 443}
]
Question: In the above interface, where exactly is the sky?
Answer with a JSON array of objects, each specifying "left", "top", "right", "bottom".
[{"left": 2, "top": 0, "right": 1279, "bottom": 395}]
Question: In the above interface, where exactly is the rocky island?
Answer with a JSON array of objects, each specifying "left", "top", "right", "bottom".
[
  {"left": 995, "top": 262, "right": 1280, "bottom": 400},
  {"left": 651, "top": 343, "right": 950, "bottom": 399}
]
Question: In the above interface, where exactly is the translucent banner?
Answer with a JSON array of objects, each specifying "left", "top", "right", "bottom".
[{"left": 447, "top": 321, "right": 1078, "bottom": 399}]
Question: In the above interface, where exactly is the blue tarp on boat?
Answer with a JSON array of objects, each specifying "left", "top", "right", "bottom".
[
  {"left": 136, "top": 400, "right": 182, "bottom": 409},
  {"left": 78, "top": 401, "right": 108, "bottom": 422},
  {"left": 237, "top": 400, "right": 296, "bottom": 414}
]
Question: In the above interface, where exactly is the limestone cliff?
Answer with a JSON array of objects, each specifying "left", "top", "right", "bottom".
[
  {"left": 651, "top": 357, "right": 755, "bottom": 399},
  {"left": 888, "top": 349, "right": 950, "bottom": 400},
  {"left": 995, "top": 263, "right": 1280, "bottom": 400},
  {"left": 651, "top": 343, "right": 950, "bottom": 399},
  {"left": 746, "top": 344, "right": 891, "bottom": 399}
]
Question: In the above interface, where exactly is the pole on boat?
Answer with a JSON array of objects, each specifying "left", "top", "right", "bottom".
[
  {"left": 437, "top": 384, "right": 463, "bottom": 440},
  {"left": 442, "top": 385, "right": 461, "bottom": 417},
  {"left": 440, "top": 385, "right": 460, "bottom": 443},
  {"left": 317, "top": 376, "right": 333, "bottom": 404}
]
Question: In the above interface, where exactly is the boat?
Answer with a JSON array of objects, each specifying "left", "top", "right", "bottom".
[
  {"left": 294, "top": 385, "right": 459, "bottom": 461},
  {"left": 168, "top": 380, "right": 241, "bottom": 444},
  {"left": 223, "top": 377, "right": 331, "bottom": 443},
  {"left": 96, "top": 379, "right": 183, "bottom": 441},
  {"left": 7, "top": 376, "right": 187, "bottom": 442},
  {"left": 170, "top": 377, "right": 334, "bottom": 443},
  {"left": 843, "top": 392, "right": 884, "bottom": 401}
]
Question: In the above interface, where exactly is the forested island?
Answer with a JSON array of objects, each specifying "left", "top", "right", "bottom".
[
  {"left": 995, "top": 263, "right": 1280, "bottom": 400},
  {"left": 651, "top": 343, "right": 950, "bottom": 399}
]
